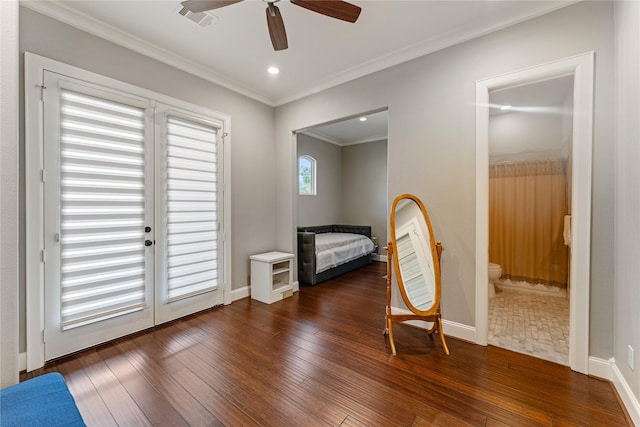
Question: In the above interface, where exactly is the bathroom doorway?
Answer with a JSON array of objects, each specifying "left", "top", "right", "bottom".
[
  {"left": 487, "top": 76, "right": 573, "bottom": 365},
  {"left": 475, "top": 53, "right": 594, "bottom": 374}
]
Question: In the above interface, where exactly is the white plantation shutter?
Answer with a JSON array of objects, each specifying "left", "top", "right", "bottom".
[
  {"left": 166, "top": 116, "right": 219, "bottom": 302},
  {"left": 59, "top": 89, "right": 148, "bottom": 330}
]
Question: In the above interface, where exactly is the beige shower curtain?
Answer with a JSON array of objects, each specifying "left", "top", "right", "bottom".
[{"left": 489, "top": 159, "right": 568, "bottom": 287}]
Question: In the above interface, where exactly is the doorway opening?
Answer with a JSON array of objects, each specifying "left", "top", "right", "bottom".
[
  {"left": 487, "top": 76, "right": 573, "bottom": 365},
  {"left": 291, "top": 110, "right": 389, "bottom": 286},
  {"left": 475, "top": 53, "right": 594, "bottom": 374}
]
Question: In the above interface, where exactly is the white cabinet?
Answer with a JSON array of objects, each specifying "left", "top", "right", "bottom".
[{"left": 249, "top": 251, "right": 294, "bottom": 304}]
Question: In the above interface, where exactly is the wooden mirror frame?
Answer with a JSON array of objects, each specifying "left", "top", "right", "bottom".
[{"left": 384, "top": 193, "right": 449, "bottom": 355}]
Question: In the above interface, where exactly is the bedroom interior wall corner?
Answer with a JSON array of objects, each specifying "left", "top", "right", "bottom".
[{"left": 341, "top": 139, "right": 388, "bottom": 254}]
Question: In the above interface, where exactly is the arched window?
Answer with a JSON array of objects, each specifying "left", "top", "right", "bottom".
[{"left": 298, "top": 155, "right": 316, "bottom": 195}]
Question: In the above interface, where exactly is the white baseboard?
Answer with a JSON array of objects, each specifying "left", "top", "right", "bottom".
[
  {"left": 442, "top": 319, "right": 477, "bottom": 343},
  {"left": 390, "top": 306, "right": 476, "bottom": 343},
  {"left": 588, "top": 356, "right": 613, "bottom": 380},
  {"left": 611, "top": 360, "right": 640, "bottom": 426},
  {"left": 373, "top": 254, "right": 387, "bottom": 263},
  {"left": 231, "top": 286, "right": 250, "bottom": 302},
  {"left": 588, "top": 356, "right": 639, "bottom": 425},
  {"left": 231, "top": 281, "right": 299, "bottom": 303}
]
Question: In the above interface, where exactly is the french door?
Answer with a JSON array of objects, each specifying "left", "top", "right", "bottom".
[{"left": 41, "top": 72, "right": 224, "bottom": 361}]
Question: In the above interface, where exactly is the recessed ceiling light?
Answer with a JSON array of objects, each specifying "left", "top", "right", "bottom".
[
  {"left": 359, "top": 116, "right": 367, "bottom": 122},
  {"left": 500, "top": 105, "right": 512, "bottom": 110},
  {"left": 267, "top": 66, "right": 280, "bottom": 75}
]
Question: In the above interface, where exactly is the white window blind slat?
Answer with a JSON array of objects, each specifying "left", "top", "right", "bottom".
[
  {"left": 167, "top": 231, "right": 217, "bottom": 246},
  {"left": 166, "top": 116, "right": 219, "bottom": 302},
  {"left": 168, "top": 250, "right": 218, "bottom": 268},
  {"left": 59, "top": 88, "right": 147, "bottom": 331},
  {"left": 168, "top": 241, "right": 217, "bottom": 257},
  {"left": 168, "top": 222, "right": 217, "bottom": 235},
  {"left": 167, "top": 190, "right": 216, "bottom": 202}
]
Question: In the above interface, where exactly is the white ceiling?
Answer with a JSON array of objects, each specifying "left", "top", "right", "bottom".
[
  {"left": 23, "top": 0, "right": 576, "bottom": 107},
  {"left": 490, "top": 75, "right": 574, "bottom": 115},
  {"left": 300, "top": 110, "right": 388, "bottom": 146}
]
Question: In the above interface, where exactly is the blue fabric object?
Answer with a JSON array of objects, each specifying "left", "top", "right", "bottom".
[{"left": 0, "top": 372, "right": 85, "bottom": 426}]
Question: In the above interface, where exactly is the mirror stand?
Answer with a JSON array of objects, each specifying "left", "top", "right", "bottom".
[{"left": 384, "top": 241, "right": 450, "bottom": 355}]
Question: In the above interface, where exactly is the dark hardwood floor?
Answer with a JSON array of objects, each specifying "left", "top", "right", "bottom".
[{"left": 23, "top": 262, "right": 631, "bottom": 426}]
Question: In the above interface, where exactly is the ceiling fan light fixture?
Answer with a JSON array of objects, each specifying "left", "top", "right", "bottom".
[{"left": 181, "top": 0, "right": 362, "bottom": 51}]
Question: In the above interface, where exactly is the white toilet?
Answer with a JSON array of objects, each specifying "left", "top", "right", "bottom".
[{"left": 488, "top": 262, "right": 502, "bottom": 298}]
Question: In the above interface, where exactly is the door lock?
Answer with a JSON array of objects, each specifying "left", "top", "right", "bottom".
[{"left": 145, "top": 226, "right": 151, "bottom": 233}]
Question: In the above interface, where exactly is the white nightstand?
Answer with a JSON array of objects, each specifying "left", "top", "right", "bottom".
[{"left": 249, "top": 251, "right": 294, "bottom": 304}]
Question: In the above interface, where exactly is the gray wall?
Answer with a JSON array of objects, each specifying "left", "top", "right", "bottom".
[
  {"left": 275, "top": 1, "right": 615, "bottom": 358},
  {"left": 19, "top": 8, "right": 276, "bottom": 351},
  {"left": 342, "top": 140, "right": 388, "bottom": 252},
  {"left": 614, "top": 0, "right": 640, "bottom": 409},
  {"left": 296, "top": 134, "right": 343, "bottom": 226}
]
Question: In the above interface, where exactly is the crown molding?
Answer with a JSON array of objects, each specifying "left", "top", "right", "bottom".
[
  {"left": 19, "top": 0, "right": 275, "bottom": 106},
  {"left": 298, "top": 130, "right": 341, "bottom": 146},
  {"left": 299, "top": 130, "right": 386, "bottom": 147},
  {"left": 21, "top": 0, "right": 577, "bottom": 108},
  {"left": 272, "top": 1, "right": 578, "bottom": 106},
  {"left": 341, "top": 135, "right": 388, "bottom": 147}
]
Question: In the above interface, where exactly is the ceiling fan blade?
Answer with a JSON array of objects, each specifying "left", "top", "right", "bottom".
[
  {"left": 181, "top": 0, "right": 244, "bottom": 14},
  {"left": 266, "top": 4, "right": 288, "bottom": 51},
  {"left": 290, "top": 0, "right": 361, "bottom": 23}
]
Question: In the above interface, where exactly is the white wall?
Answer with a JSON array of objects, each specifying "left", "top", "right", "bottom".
[
  {"left": 0, "top": 0, "right": 20, "bottom": 387},
  {"left": 296, "top": 134, "right": 343, "bottom": 226},
  {"left": 275, "top": 1, "right": 615, "bottom": 357},
  {"left": 614, "top": 0, "right": 640, "bottom": 419},
  {"left": 18, "top": 8, "right": 276, "bottom": 351}
]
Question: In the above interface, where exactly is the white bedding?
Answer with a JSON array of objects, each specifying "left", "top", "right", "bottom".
[{"left": 315, "top": 233, "right": 375, "bottom": 274}]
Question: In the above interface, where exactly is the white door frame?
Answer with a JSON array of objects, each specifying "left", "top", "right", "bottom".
[{"left": 475, "top": 52, "right": 594, "bottom": 374}]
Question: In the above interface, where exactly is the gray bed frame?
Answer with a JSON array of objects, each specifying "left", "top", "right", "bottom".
[{"left": 297, "top": 224, "right": 373, "bottom": 286}]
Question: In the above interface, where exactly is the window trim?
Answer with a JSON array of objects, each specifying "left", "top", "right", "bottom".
[
  {"left": 298, "top": 154, "right": 316, "bottom": 196},
  {"left": 25, "top": 52, "right": 232, "bottom": 370}
]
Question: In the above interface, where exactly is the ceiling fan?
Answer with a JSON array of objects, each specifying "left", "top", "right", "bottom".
[{"left": 180, "top": 0, "right": 362, "bottom": 51}]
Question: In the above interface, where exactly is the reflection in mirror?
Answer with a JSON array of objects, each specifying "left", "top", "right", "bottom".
[
  {"left": 394, "top": 198, "right": 436, "bottom": 311},
  {"left": 384, "top": 194, "right": 449, "bottom": 355}
]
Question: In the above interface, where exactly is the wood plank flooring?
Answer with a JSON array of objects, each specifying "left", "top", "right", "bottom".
[{"left": 23, "top": 262, "right": 631, "bottom": 426}]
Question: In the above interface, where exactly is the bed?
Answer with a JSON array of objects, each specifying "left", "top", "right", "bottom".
[{"left": 297, "top": 224, "right": 375, "bottom": 285}]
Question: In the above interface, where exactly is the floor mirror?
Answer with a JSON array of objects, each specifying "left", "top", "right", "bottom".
[{"left": 384, "top": 193, "right": 450, "bottom": 355}]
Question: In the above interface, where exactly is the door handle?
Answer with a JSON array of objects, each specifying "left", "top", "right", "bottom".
[{"left": 145, "top": 240, "right": 153, "bottom": 247}]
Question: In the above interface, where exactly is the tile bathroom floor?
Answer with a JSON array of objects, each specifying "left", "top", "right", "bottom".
[{"left": 488, "top": 287, "right": 569, "bottom": 365}]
